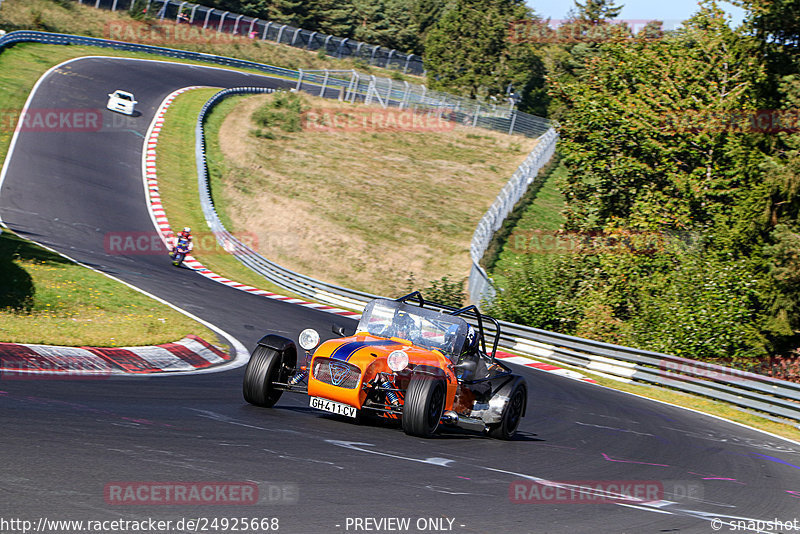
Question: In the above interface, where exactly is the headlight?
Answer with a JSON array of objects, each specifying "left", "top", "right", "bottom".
[
  {"left": 387, "top": 350, "right": 409, "bottom": 372},
  {"left": 298, "top": 328, "right": 320, "bottom": 351}
]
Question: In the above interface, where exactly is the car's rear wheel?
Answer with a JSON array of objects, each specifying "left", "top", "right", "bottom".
[
  {"left": 243, "top": 345, "right": 284, "bottom": 407},
  {"left": 489, "top": 382, "right": 527, "bottom": 440},
  {"left": 402, "top": 375, "right": 445, "bottom": 438}
]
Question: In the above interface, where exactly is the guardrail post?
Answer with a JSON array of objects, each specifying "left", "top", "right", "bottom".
[{"left": 296, "top": 68, "right": 304, "bottom": 91}]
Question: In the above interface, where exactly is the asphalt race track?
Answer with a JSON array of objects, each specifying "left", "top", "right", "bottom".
[{"left": 1, "top": 55, "right": 800, "bottom": 534}]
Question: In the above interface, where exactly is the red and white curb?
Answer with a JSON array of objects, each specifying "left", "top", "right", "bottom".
[
  {"left": 0, "top": 335, "right": 230, "bottom": 378},
  {"left": 143, "top": 87, "right": 361, "bottom": 319},
  {"left": 496, "top": 351, "right": 597, "bottom": 384}
]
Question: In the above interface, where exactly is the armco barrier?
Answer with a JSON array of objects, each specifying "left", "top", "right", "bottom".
[
  {"left": 2, "top": 31, "right": 797, "bottom": 424},
  {"left": 194, "top": 89, "right": 800, "bottom": 424}
]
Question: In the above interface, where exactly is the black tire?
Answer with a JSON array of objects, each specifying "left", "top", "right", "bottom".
[
  {"left": 243, "top": 345, "right": 285, "bottom": 407},
  {"left": 489, "top": 383, "right": 527, "bottom": 440},
  {"left": 402, "top": 375, "right": 445, "bottom": 437},
  {"left": 172, "top": 252, "right": 185, "bottom": 267}
]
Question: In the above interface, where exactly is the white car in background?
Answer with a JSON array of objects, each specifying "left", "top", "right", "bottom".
[{"left": 106, "top": 90, "right": 137, "bottom": 115}]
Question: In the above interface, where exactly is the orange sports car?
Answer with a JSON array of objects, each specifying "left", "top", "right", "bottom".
[{"left": 243, "top": 292, "right": 527, "bottom": 439}]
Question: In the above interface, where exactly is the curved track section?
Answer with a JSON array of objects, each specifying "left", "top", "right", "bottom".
[{"left": 1, "top": 56, "right": 799, "bottom": 533}]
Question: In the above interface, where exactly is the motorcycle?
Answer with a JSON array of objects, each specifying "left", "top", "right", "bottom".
[{"left": 170, "top": 236, "right": 191, "bottom": 267}]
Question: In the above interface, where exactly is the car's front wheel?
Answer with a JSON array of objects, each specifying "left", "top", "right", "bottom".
[
  {"left": 402, "top": 375, "right": 445, "bottom": 438},
  {"left": 243, "top": 345, "right": 285, "bottom": 407}
]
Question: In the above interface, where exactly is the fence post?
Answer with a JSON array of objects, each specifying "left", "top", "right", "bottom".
[
  {"left": 94, "top": 0, "right": 101, "bottom": 8},
  {"left": 276, "top": 25, "right": 288, "bottom": 43},
  {"left": 370, "top": 45, "right": 379, "bottom": 65},
  {"left": 320, "top": 69, "right": 330, "bottom": 97},
  {"left": 403, "top": 54, "right": 412, "bottom": 74},
  {"left": 296, "top": 68, "right": 304, "bottom": 91},
  {"left": 386, "top": 49, "right": 395, "bottom": 69},
  {"left": 111, "top": 0, "right": 118, "bottom": 11},
  {"left": 291, "top": 27, "right": 301, "bottom": 46},
  {"left": 232, "top": 14, "right": 243, "bottom": 35},
  {"left": 217, "top": 11, "right": 229, "bottom": 33},
  {"left": 189, "top": 3, "right": 198, "bottom": 23},
  {"left": 248, "top": 18, "right": 258, "bottom": 35},
  {"left": 262, "top": 21, "right": 272, "bottom": 40},
  {"left": 400, "top": 81, "right": 410, "bottom": 110},
  {"left": 508, "top": 109, "right": 517, "bottom": 136},
  {"left": 337, "top": 38, "right": 348, "bottom": 59},
  {"left": 175, "top": 1, "right": 186, "bottom": 22},
  {"left": 472, "top": 104, "right": 480, "bottom": 127},
  {"left": 202, "top": 7, "right": 212, "bottom": 29},
  {"left": 307, "top": 31, "right": 317, "bottom": 50},
  {"left": 159, "top": 0, "right": 168, "bottom": 20}
]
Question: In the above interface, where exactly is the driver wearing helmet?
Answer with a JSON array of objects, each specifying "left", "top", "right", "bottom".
[
  {"left": 174, "top": 226, "right": 194, "bottom": 252},
  {"left": 392, "top": 311, "right": 417, "bottom": 342},
  {"left": 455, "top": 326, "right": 486, "bottom": 380}
]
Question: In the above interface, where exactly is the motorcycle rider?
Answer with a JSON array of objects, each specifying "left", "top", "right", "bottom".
[{"left": 174, "top": 227, "right": 194, "bottom": 252}]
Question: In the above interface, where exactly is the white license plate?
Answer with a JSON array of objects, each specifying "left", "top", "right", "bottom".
[{"left": 309, "top": 396, "right": 357, "bottom": 418}]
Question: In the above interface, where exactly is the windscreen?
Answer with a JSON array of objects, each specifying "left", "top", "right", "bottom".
[{"left": 357, "top": 299, "right": 470, "bottom": 361}]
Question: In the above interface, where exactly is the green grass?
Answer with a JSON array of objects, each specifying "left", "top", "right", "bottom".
[
  {"left": 0, "top": 229, "right": 220, "bottom": 346},
  {"left": 482, "top": 156, "right": 567, "bottom": 285},
  {"left": 206, "top": 92, "right": 537, "bottom": 296},
  {"left": 155, "top": 89, "right": 306, "bottom": 295}
]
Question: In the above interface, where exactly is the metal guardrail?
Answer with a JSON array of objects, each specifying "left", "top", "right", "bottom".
[
  {"left": 2, "top": 30, "right": 797, "bottom": 424},
  {"left": 196, "top": 89, "right": 800, "bottom": 424}
]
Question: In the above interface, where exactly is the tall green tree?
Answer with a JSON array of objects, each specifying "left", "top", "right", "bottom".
[
  {"left": 572, "top": 0, "right": 623, "bottom": 24},
  {"left": 424, "top": 0, "right": 541, "bottom": 100}
]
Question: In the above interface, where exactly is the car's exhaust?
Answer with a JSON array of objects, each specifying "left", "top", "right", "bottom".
[{"left": 442, "top": 410, "right": 486, "bottom": 433}]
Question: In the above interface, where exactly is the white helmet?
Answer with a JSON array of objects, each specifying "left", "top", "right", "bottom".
[{"left": 183, "top": 227, "right": 191, "bottom": 233}]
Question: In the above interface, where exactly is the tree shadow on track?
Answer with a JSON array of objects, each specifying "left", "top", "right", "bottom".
[{"left": 0, "top": 228, "right": 72, "bottom": 312}]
